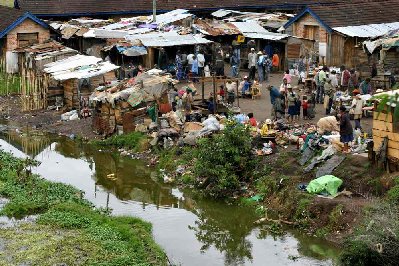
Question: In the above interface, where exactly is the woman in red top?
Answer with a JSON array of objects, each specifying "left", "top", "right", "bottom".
[
  {"left": 248, "top": 113, "right": 257, "bottom": 127},
  {"left": 218, "top": 85, "right": 225, "bottom": 102}
]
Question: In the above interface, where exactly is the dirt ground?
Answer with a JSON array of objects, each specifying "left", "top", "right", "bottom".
[
  {"left": 0, "top": 67, "right": 373, "bottom": 139},
  {"left": 179, "top": 68, "right": 373, "bottom": 134}
]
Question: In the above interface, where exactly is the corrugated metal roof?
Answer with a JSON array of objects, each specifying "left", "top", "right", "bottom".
[
  {"left": 231, "top": 21, "right": 288, "bottom": 40},
  {"left": 244, "top": 32, "right": 288, "bottom": 40},
  {"left": 44, "top": 55, "right": 102, "bottom": 73},
  {"left": 88, "top": 28, "right": 153, "bottom": 39},
  {"left": 125, "top": 32, "right": 212, "bottom": 47},
  {"left": 333, "top": 22, "right": 399, "bottom": 38},
  {"left": 44, "top": 55, "right": 118, "bottom": 80},
  {"left": 211, "top": 9, "right": 247, "bottom": 18},
  {"left": 231, "top": 21, "right": 269, "bottom": 34}
]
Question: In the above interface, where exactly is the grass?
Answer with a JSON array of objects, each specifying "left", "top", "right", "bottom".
[
  {"left": 0, "top": 149, "right": 167, "bottom": 265},
  {"left": 0, "top": 73, "right": 21, "bottom": 95},
  {"left": 92, "top": 132, "right": 148, "bottom": 151},
  {"left": 0, "top": 0, "right": 13, "bottom": 7}
]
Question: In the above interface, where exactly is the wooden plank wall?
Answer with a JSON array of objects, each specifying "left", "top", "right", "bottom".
[
  {"left": 63, "top": 71, "right": 116, "bottom": 110},
  {"left": 330, "top": 33, "right": 345, "bottom": 67}
]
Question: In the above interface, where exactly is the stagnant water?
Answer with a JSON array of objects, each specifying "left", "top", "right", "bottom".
[{"left": 0, "top": 129, "right": 340, "bottom": 265}]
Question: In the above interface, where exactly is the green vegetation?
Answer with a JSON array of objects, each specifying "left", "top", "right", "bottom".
[
  {"left": 0, "top": 149, "right": 167, "bottom": 265},
  {"left": 93, "top": 132, "right": 147, "bottom": 151},
  {"left": 339, "top": 203, "right": 399, "bottom": 266},
  {"left": 0, "top": 73, "right": 21, "bottom": 95},
  {"left": 191, "top": 121, "right": 256, "bottom": 198},
  {"left": 387, "top": 178, "right": 399, "bottom": 204}
]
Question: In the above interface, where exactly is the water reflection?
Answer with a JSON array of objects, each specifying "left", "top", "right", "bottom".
[{"left": 0, "top": 130, "right": 340, "bottom": 265}]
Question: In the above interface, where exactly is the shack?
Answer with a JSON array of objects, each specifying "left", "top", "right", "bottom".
[
  {"left": 89, "top": 72, "right": 175, "bottom": 136},
  {"left": 283, "top": 1, "right": 399, "bottom": 72},
  {"left": 364, "top": 29, "right": 399, "bottom": 89},
  {"left": 0, "top": 5, "right": 49, "bottom": 74},
  {"left": 43, "top": 54, "right": 119, "bottom": 111},
  {"left": 15, "top": 40, "right": 78, "bottom": 110}
]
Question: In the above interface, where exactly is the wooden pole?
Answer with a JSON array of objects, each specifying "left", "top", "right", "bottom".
[
  {"left": 236, "top": 80, "right": 240, "bottom": 107},
  {"left": 212, "top": 74, "right": 217, "bottom": 113},
  {"left": 201, "top": 77, "right": 205, "bottom": 102}
]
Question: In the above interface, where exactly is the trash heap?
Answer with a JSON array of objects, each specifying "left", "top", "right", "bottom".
[{"left": 89, "top": 71, "right": 177, "bottom": 136}]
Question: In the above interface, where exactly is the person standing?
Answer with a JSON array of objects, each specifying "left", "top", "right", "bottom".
[
  {"left": 158, "top": 48, "right": 168, "bottom": 70},
  {"left": 359, "top": 78, "right": 372, "bottom": 95},
  {"left": 340, "top": 65, "right": 351, "bottom": 91},
  {"left": 264, "top": 54, "right": 272, "bottom": 82},
  {"left": 351, "top": 93, "right": 364, "bottom": 130},
  {"left": 339, "top": 106, "right": 354, "bottom": 153},
  {"left": 230, "top": 52, "right": 239, "bottom": 77},
  {"left": 283, "top": 70, "right": 292, "bottom": 84},
  {"left": 175, "top": 51, "right": 184, "bottom": 81},
  {"left": 191, "top": 55, "right": 199, "bottom": 83},
  {"left": 330, "top": 70, "right": 339, "bottom": 88},
  {"left": 287, "top": 85, "right": 298, "bottom": 123},
  {"left": 348, "top": 69, "right": 358, "bottom": 95},
  {"left": 272, "top": 52, "right": 280, "bottom": 72},
  {"left": 324, "top": 78, "right": 335, "bottom": 115},
  {"left": 215, "top": 50, "right": 225, "bottom": 76},
  {"left": 248, "top": 48, "right": 257, "bottom": 80},
  {"left": 257, "top": 51, "right": 265, "bottom": 82},
  {"left": 317, "top": 66, "right": 327, "bottom": 104},
  {"left": 197, "top": 51, "right": 205, "bottom": 78},
  {"left": 302, "top": 95, "right": 309, "bottom": 120},
  {"left": 187, "top": 53, "right": 194, "bottom": 74},
  {"left": 267, "top": 85, "right": 281, "bottom": 120}
]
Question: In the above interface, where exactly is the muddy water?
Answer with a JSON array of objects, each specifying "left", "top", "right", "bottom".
[{"left": 0, "top": 130, "right": 340, "bottom": 266}]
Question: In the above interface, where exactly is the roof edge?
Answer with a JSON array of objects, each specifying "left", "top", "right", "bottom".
[
  {"left": 0, "top": 12, "right": 49, "bottom": 39},
  {"left": 283, "top": 7, "right": 333, "bottom": 33}
]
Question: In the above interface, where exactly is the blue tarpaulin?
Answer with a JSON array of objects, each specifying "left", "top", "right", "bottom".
[{"left": 116, "top": 46, "right": 147, "bottom": 56}]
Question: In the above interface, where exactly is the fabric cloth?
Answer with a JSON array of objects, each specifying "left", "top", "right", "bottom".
[
  {"left": 306, "top": 175, "right": 343, "bottom": 196},
  {"left": 191, "top": 59, "right": 199, "bottom": 74},
  {"left": 283, "top": 73, "right": 292, "bottom": 84},
  {"left": 272, "top": 54, "right": 279, "bottom": 67},
  {"left": 249, "top": 117, "right": 257, "bottom": 127},
  {"left": 341, "top": 133, "right": 354, "bottom": 143}
]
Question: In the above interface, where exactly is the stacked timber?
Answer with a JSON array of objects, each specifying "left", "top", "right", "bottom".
[{"left": 372, "top": 107, "right": 399, "bottom": 160}]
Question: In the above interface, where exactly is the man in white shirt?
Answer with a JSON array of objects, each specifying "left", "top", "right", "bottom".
[
  {"left": 197, "top": 52, "right": 205, "bottom": 77},
  {"left": 187, "top": 53, "right": 194, "bottom": 74},
  {"left": 247, "top": 48, "right": 257, "bottom": 80}
]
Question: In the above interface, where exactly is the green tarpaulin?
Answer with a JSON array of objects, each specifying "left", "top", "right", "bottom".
[{"left": 306, "top": 175, "right": 343, "bottom": 196}]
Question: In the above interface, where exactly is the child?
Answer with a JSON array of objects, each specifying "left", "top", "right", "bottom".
[
  {"left": 302, "top": 95, "right": 309, "bottom": 120},
  {"left": 248, "top": 113, "right": 257, "bottom": 127},
  {"left": 218, "top": 85, "right": 225, "bottom": 102},
  {"left": 208, "top": 97, "right": 216, "bottom": 114}
]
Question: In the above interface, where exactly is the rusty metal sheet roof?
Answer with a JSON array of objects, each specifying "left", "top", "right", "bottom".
[{"left": 194, "top": 19, "right": 240, "bottom": 36}]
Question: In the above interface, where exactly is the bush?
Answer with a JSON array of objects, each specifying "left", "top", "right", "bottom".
[{"left": 193, "top": 121, "right": 257, "bottom": 198}]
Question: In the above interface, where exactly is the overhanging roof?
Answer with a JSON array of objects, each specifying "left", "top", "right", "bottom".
[
  {"left": 125, "top": 32, "right": 212, "bottom": 47},
  {"left": 333, "top": 22, "right": 399, "bottom": 38},
  {"left": 0, "top": 11, "right": 48, "bottom": 39},
  {"left": 231, "top": 21, "right": 289, "bottom": 40}
]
